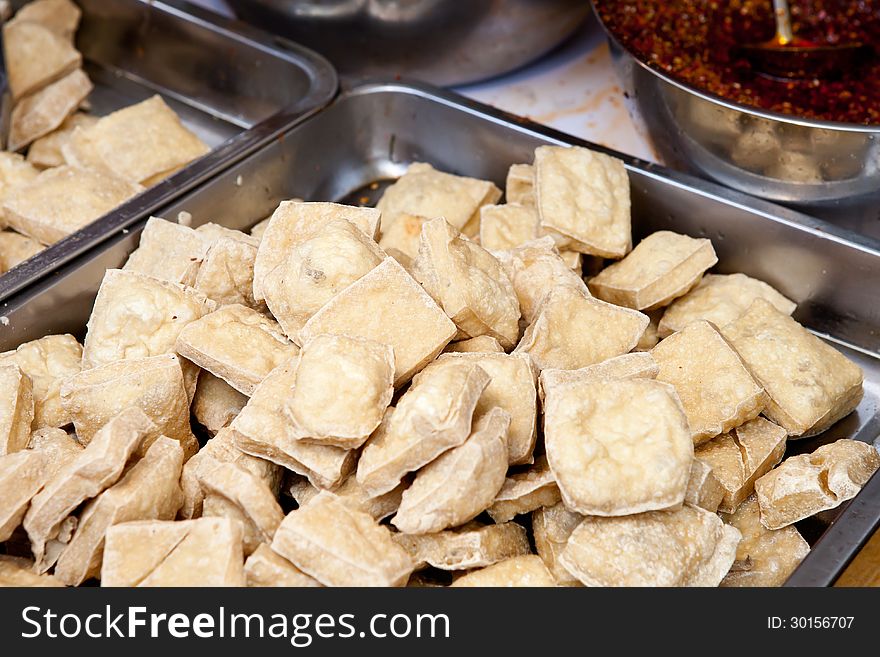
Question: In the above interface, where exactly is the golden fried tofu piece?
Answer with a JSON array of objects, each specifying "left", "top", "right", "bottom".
[
  {"left": 532, "top": 502, "right": 583, "bottom": 586},
  {"left": 4, "top": 20, "right": 81, "bottom": 100},
  {"left": 5, "top": 334, "right": 82, "bottom": 429},
  {"left": 62, "top": 95, "right": 210, "bottom": 185},
  {"left": 378, "top": 212, "right": 429, "bottom": 263},
  {"left": 442, "top": 335, "right": 505, "bottom": 354},
  {"left": 10, "top": 0, "right": 81, "bottom": 41},
  {"left": 82, "top": 269, "right": 214, "bottom": 369},
  {"left": 53, "top": 436, "right": 184, "bottom": 586},
  {"left": 27, "top": 426, "right": 82, "bottom": 480},
  {"left": 479, "top": 203, "right": 539, "bottom": 251},
  {"left": 684, "top": 458, "right": 725, "bottom": 513},
  {"left": 422, "top": 352, "right": 537, "bottom": 465},
  {"left": 299, "top": 257, "right": 456, "bottom": 386},
  {"left": 291, "top": 473, "right": 405, "bottom": 522},
  {"left": 658, "top": 273, "right": 796, "bottom": 338},
  {"left": 176, "top": 304, "right": 297, "bottom": 396},
  {"left": 538, "top": 351, "right": 659, "bottom": 402},
  {"left": 9, "top": 68, "right": 91, "bottom": 151},
  {"left": 561, "top": 505, "right": 741, "bottom": 587},
  {"left": 123, "top": 216, "right": 208, "bottom": 286},
  {"left": 588, "top": 231, "right": 717, "bottom": 311},
  {"left": 534, "top": 145, "right": 630, "bottom": 258},
  {"left": 376, "top": 162, "right": 500, "bottom": 237},
  {"left": 26, "top": 112, "right": 97, "bottom": 169},
  {"left": 0, "top": 230, "right": 43, "bottom": 271},
  {"left": 392, "top": 407, "right": 510, "bottom": 534},
  {"left": 194, "top": 233, "right": 262, "bottom": 309},
  {"left": 515, "top": 284, "right": 648, "bottom": 371},
  {"left": 2, "top": 166, "right": 143, "bottom": 245},
  {"left": 496, "top": 236, "right": 589, "bottom": 323},
  {"left": 357, "top": 362, "right": 490, "bottom": 496},
  {"left": 24, "top": 407, "right": 153, "bottom": 573},
  {"left": 252, "top": 201, "right": 380, "bottom": 301},
  {"left": 695, "top": 417, "right": 787, "bottom": 513},
  {"left": 0, "top": 555, "right": 64, "bottom": 586},
  {"left": 505, "top": 163, "right": 535, "bottom": 207},
  {"left": 271, "top": 492, "right": 415, "bottom": 587},
  {"left": 755, "top": 439, "right": 880, "bottom": 530},
  {"left": 393, "top": 521, "right": 530, "bottom": 571},
  {"left": 101, "top": 517, "right": 245, "bottom": 587},
  {"left": 413, "top": 218, "right": 521, "bottom": 349},
  {"left": 720, "top": 495, "right": 810, "bottom": 587},
  {"left": 244, "top": 544, "right": 322, "bottom": 587},
  {"left": 721, "top": 299, "right": 863, "bottom": 437},
  {"left": 653, "top": 320, "right": 767, "bottom": 444},
  {"left": 544, "top": 379, "right": 692, "bottom": 516},
  {"left": 180, "top": 427, "right": 281, "bottom": 520},
  {"left": 451, "top": 555, "right": 556, "bottom": 587},
  {"left": 60, "top": 354, "right": 195, "bottom": 455},
  {"left": 230, "top": 360, "right": 355, "bottom": 490},
  {"left": 0, "top": 364, "right": 34, "bottom": 455},
  {"left": 0, "top": 449, "right": 47, "bottom": 542},
  {"left": 289, "top": 334, "right": 394, "bottom": 449},
  {"left": 191, "top": 371, "right": 248, "bottom": 435},
  {"left": 487, "top": 456, "right": 560, "bottom": 523},
  {"left": 199, "top": 461, "right": 284, "bottom": 556},
  {"left": 263, "top": 218, "right": 384, "bottom": 339}
]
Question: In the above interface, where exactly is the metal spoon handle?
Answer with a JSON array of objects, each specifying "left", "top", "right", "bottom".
[{"left": 773, "top": 0, "right": 794, "bottom": 44}]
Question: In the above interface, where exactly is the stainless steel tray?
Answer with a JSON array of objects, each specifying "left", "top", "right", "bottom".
[
  {"left": 0, "top": 0, "right": 336, "bottom": 302},
  {"left": 3, "top": 80, "right": 878, "bottom": 586}
]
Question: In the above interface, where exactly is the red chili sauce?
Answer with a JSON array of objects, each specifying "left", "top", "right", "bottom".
[{"left": 595, "top": 1, "right": 880, "bottom": 125}]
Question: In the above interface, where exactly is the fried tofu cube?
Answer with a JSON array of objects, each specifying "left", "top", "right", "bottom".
[
  {"left": 561, "top": 506, "right": 740, "bottom": 587},
  {"left": 176, "top": 304, "right": 298, "bottom": 396},
  {"left": 60, "top": 354, "right": 195, "bottom": 454},
  {"left": 652, "top": 320, "right": 767, "bottom": 444},
  {"left": 393, "top": 521, "right": 530, "bottom": 571},
  {"left": 505, "top": 163, "right": 535, "bottom": 207},
  {"left": 123, "top": 216, "right": 208, "bottom": 286},
  {"left": 413, "top": 218, "right": 521, "bottom": 348},
  {"left": 695, "top": 417, "right": 787, "bottom": 513},
  {"left": 538, "top": 351, "right": 659, "bottom": 402},
  {"left": 298, "top": 257, "right": 456, "bottom": 387},
  {"left": 684, "top": 458, "right": 725, "bottom": 513},
  {"left": 53, "top": 436, "right": 185, "bottom": 586},
  {"left": 4, "top": 20, "right": 81, "bottom": 100},
  {"left": 658, "top": 273, "right": 796, "bottom": 338},
  {"left": 755, "top": 439, "right": 880, "bottom": 529},
  {"left": 10, "top": 0, "right": 81, "bottom": 41},
  {"left": 588, "top": 231, "right": 717, "bottom": 311},
  {"left": 721, "top": 299, "right": 863, "bottom": 437},
  {"left": 0, "top": 449, "right": 48, "bottom": 542},
  {"left": 0, "top": 364, "right": 34, "bottom": 455},
  {"left": 244, "top": 544, "right": 322, "bottom": 587},
  {"left": 194, "top": 232, "right": 262, "bottom": 310},
  {"left": 27, "top": 426, "right": 83, "bottom": 481},
  {"left": 230, "top": 360, "right": 355, "bottom": 490},
  {"left": 720, "top": 495, "right": 810, "bottom": 587},
  {"left": 376, "top": 162, "right": 500, "bottom": 238},
  {"left": 26, "top": 112, "right": 97, "bottom": 169},
  {"left": 191, "top": 371, "right": 248, "bottom": 435},
  {"left": 544, "top": 378, "right": 692, "bottom": 515},
  {"left": 487, "top": 456, "right": 561, "bottom": 523},
  {"left": 532, "top": 502, "right": 584, "bottom": 587},
  {"left": 534, "top": 145, "right": 630, "bottom": 258},
  {"left": 356, "top": 362, "right": 490, "bottom": 496},
  {"left": 262, "top": 218, "right": 384, "bottom": 340},
  {"left": 291, "top": 473, "right": 405, "bottom": 522},
  {"left": 478, "top": 203, "right": 539, "bottom": 251},
  {"left": 2, "top": 166, "right": 143, "bottom": 245},
  {"left": 451, "top": 555, "right": 556, "bottom": 587},
  {"left": 62, "top": 95, "right": 210, "bottom": 186},
  {"left": 101, "top": 517, "right": 245, "bottom": 587},
  {"left": 82, "top": 269, "right": 215, "bottom": 369},
  {"left": 271, "top": 491, "right": 415, "bottom": 587},
  {"left": 391, "top": 407, "right": 510, "bottom": 534},
  {"left": 9, "top": 68, "right": 92, "bottom": 151},
  {"left": 515, "top": 284, "right": 648, "bottom": 371},
  {"left": 378, "top": 212, "right": 429, "bottom": 263}
]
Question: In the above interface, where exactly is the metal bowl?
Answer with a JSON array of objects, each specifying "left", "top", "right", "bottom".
[
  {"left": 594, "top": 7, "right": 880, "bottom": 238},
  {"left": 226, "top": 0, "right": 592, "bottom": 87}
]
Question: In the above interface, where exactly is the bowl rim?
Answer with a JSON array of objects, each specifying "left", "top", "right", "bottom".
[{"left": 590, "top": 0, "right": 880, "bottom": 135}]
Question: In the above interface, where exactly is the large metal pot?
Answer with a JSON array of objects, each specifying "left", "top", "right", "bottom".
[
  {"left": 593, "top": 4, "right": 880, "bottom": 240},
  {"left": 226, "top": 0, "right": 591, "bottom": 86}
]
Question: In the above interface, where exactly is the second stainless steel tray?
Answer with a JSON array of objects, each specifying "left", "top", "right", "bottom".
[
  {"left": 0, "top": 0, "right": 336, "bottom": 302},
  {"left": 3, "top": 80, "right": 879, "bottom": 586}
]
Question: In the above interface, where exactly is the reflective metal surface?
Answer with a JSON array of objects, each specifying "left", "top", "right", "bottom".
[
  {"left": 2, "top": 80, "right": 878, "bottom": 585},
  {"left": 594, "top": 9, "right": 880, "bottom": 239},
  {"left": 226, "top": 0, "right": 591, "bottom": 86},
  {"left": 0, "top": 0, "right": 336, "bottom": 302}
]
